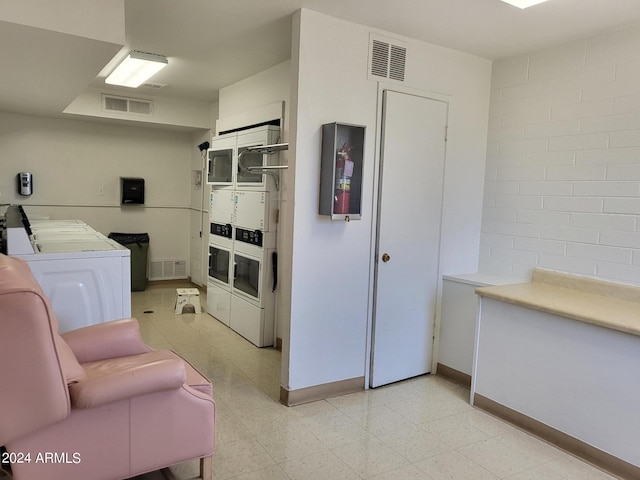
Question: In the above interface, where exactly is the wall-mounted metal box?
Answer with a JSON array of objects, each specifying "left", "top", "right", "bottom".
[
  {"left": 319, "top": 122, "right": 366, "bottom": 221},
  {"left": 121, "top": 177, "right": 145, "bottom": 205}
]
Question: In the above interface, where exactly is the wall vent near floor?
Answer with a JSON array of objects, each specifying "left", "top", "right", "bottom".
[
  {"left": 149, "top": 259, "right": 188, "bottom": 280},
  {"left": 102, "top": 94, "right": 153, "bottom": 116},
  {"left": 368, "top": 34, "right": 407, "bottom": 82}
]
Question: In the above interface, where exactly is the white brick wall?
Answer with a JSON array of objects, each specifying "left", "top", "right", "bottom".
[{"left": 480, "top": 23, "right": 640, "bottom": 285}]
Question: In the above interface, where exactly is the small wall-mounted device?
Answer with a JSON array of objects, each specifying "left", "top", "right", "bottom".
[
  {"left": 17, "top": 172, "right": 33, "bottom": 196},
  {"left": 120, "top": 177, "right": 145, "bottom": 205}
]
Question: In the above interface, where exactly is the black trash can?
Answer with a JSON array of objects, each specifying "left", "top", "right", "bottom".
[{"left": 108, "top": 232, "right": 149, "bottom": 291}]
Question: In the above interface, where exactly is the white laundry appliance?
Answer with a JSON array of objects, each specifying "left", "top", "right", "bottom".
[
  {"left": 206, "top": 125, "right": 285, "bottom": 347},
  {"left": 4, "top": 206, "right": 131, "bottom": 333}
]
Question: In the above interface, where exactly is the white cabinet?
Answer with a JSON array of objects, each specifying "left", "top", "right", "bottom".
[{"left": 439, "top": 274, "right": 515, "bottom": 379}]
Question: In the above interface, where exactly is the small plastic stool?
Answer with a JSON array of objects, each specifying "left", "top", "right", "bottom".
[{"left": 174, "top": 288, "right": 202, "bottom": 314}]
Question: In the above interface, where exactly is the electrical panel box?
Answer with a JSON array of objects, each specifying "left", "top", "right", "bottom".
[{"left": 319, "top": 123, "right": 365, "bottom": 221}]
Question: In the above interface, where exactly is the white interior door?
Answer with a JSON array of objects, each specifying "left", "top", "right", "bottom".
[{"left": 370, "top": 90, "right": 448, "bottom": 388}]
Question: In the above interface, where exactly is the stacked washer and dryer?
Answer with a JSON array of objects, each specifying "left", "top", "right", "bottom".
[
  {"left": 206, "top": 125, "right": 280, "bottom": 347},
  {"left": 3, "top": 205, "right": 131, "bottom": 333}
]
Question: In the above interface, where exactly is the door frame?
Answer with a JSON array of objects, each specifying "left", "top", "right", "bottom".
[{"left": 364, "top": 83, "right": 452, "bottom": 388}]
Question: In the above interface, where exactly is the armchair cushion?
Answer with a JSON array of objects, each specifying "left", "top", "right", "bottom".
[
  {"left": 62, "top": 317, "right": 151, "bottom": 363},
  {"left": 69, "top": 350, "right": 187, "bottom": 409}
]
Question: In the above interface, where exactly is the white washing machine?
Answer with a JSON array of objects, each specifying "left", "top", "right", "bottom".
[{"left": 5, "top": 206, "right": 131, "bottom": 333}]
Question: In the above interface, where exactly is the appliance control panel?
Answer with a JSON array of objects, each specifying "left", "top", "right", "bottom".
[
  {"left": 235, "top": 227, "right": 263, "bottom": 247},
  {"left": 210, "top": 222, "right": 232, "bottom": 238}
]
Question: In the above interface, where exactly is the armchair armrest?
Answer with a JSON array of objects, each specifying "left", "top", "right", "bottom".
[
  {"left": 62, "top": 318, "right": 152, "bottom": 363},
  {"left": 69, "top": 356, "right": 186, "bottom": 408}
]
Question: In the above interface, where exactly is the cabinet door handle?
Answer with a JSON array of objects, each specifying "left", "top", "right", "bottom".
[{"left": 382, "top": 253, "right": 391, "bottom": 263}]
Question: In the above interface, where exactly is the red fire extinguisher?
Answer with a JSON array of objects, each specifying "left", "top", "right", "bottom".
[{"left": 334, "top": 143, "right": 354, "bottom": 214}]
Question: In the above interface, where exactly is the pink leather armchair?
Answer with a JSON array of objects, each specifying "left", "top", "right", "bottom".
[{"left": 0, "top": 254, "right": 215, "bottom": 480}]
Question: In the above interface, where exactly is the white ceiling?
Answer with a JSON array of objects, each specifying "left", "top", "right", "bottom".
[{"left": 5, "top": 0, "right": 640, "bottom": 115}]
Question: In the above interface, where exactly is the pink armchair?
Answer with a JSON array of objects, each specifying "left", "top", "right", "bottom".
[{"left": 0, "top": 254, "right": 214, "bottom": 480}]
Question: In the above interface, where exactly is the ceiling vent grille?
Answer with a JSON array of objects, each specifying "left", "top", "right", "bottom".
[
  {"left": 141, "top": 82, "right": 167, "bottom": 90},
  {"left": 369, "top": 34, "right": 407, "bottom": 82},
  {"left": 102, "top": 94, "right": 153, "bottom": 116}
]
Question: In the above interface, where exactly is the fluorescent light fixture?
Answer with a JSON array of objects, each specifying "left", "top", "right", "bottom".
[
  {"left": 105, "top": 51, "right": 168, "bottom": 88},
  {"left": 501, "top": 0, "right": 551, "bottom": 8}
]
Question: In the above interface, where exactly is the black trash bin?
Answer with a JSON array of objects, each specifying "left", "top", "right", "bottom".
[{"left": 108, "top": 232, "right": 149, "bottom": 291}]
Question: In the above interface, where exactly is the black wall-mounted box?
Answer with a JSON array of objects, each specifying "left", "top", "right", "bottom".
[{"left": 121, "top": 177, "right": 145, "bottom": 205}]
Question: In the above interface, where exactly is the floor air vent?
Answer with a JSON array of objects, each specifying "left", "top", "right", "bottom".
[
  {"left": 102, "top": 94, "right": 153, "bottom": 116},
  {"left": 369, "top": 35, "right": 407, "bottom": 82},
  {"left": 149, "top": 259, "right": 188, "bottom": 280}
]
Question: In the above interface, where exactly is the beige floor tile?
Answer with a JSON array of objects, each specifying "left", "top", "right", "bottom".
[
  {"left": 300, "top": 412, "right": 372, "bottom": 449},
  {"left": 415, "top": 450, "right": 499, "bottom": 480},
  {"left": 331, "top": 437, "right": 410, "bottom": 478},
  {"left": 457, "top": 437, "right": 541, "bottom": 478},
  {"left": 449, "top": 408, "right": 519, "bottom": 438},
  {"left": 422, "top": 413, "right": 491, "bottom": 448},
  {"left": 345, "top": 404, "right": 419, "bottom": 437},
  {"left": 541, "top": 455, "right": 620, "bottom": 480},
  {"left": 280, "top": 451, "right": 361, "bottom": 480},
  {"left": 377, "top": 423, "right": 453, "bottom": 463},
  {"left": 212, "top": 437, "right": 276, "bottom": 480},
  {"left": 226, "top": 464, "right": 290, "bottom": 480},
  {"left": 496, "top": 428, "right": 566, "bottom": 463},
  {"left": 254, "top": 422, "right": 327, "bottom": 463},
  {"left": 369, "top": 463, "right": 436, "bottom": 480}
]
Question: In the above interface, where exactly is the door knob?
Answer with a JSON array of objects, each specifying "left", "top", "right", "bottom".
[{"left": 382, "top": 253, "right": 391, "bottom": 262}]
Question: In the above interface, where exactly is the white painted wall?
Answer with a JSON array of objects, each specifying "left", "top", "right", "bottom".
[
  {"left": 0, "top": 112, "right": 194, "bottom": 266},
  {"left": 285, "top": 9, "right": 491, "bottom": 391},
  {"left": 218, "top": 61, "right": 291, "bottom": 130},
  {"left": 481, "top": 24, "right": 640, "bottom": 285}
]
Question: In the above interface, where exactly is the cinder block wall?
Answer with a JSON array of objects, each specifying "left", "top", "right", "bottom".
[{"left": 481, "top": 23, "right": 640, "bottom": 285}]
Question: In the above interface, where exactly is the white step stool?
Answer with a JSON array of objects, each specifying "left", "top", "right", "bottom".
[{"left": 174, "top": 288, "right": 202, "bottom": 314}]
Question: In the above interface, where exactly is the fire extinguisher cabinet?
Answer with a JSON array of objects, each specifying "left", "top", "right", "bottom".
[{"left": 319, "top": 122, "right": 366, "bottom": 221}]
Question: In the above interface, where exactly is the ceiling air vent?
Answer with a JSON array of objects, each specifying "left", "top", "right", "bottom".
[
  {"left": 102, "top": 94, "right": 153, "bottom": 116},
  {"left": 141, "top": 82, "right": 167, "bottom": 90},
  {"left": 369, "top": 34, "right": 407, "bottom": 82}
]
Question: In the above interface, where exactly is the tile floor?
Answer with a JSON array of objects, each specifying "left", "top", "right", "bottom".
[{"left": 133, "top": 283, "right": 618, "bottom": 480}]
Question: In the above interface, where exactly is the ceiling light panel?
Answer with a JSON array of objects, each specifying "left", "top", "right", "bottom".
[
  {"left": 105, "top": 51, "right": 168, "bottom": 88},
  {"left": 501, "top": 0, "right": 551, "bottom": 9}
]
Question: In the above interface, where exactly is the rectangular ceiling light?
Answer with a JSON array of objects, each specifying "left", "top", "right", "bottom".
[
  {"left": 501, "top": 0, "right": 551, "bottom": 8},
  {"left": 105, "top": 51, "right": 168, "bottom": 88}
]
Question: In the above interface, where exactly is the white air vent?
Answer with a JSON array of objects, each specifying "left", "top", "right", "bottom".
[
  {"left": 149, "top": 259, "right": 188, "bottom": 280},
  {"left": 369, "top": 34, "right": 407, "bottom": 82},
  {"left": 102, "top": 94, "right": 153, "bottom": 116},
  {"left": 141, "top": 82, "right": 167, "bottom": 90}
]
